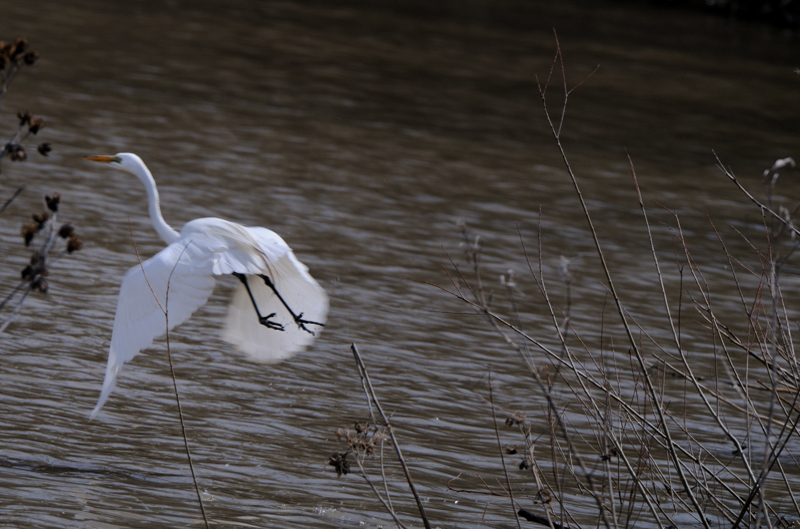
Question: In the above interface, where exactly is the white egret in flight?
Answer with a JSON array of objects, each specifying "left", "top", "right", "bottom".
[{"left": 85, "top": 153, "right": 328, "bottom": 418}]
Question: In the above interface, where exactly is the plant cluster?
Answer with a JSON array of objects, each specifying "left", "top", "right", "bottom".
[{"left": 329, "top": 34, "right": 800, "bottom": 529}]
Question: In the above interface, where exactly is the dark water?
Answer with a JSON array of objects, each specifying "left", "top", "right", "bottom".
[{"left": 0, "top": 1, "right": 798, "bottom": 527}]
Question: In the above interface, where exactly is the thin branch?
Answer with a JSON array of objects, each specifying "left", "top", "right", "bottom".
[
  {"left": 351, "top": 344, "right": 432, "bottom": 529},
  {"left": 489, "top": 373, "right": 523, "bottom": 529}
]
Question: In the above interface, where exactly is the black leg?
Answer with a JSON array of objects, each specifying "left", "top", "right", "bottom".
[
  {"left": 233, "top": 272, "right": 284, "bottom": 331},
  {"left": 259, "top": 274, "right": 325, "bottom": 335}
]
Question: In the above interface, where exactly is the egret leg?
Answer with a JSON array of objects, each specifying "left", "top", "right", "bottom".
[
  {"left": 259, "top": 274, "right": 325, "bottom": 335},
  {"left": 232, "top": 272, "right": 284, "bottom": 331}
]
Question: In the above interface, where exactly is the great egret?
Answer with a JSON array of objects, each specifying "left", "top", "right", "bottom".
[{"left": 85, "top": 153, "right": 328, "bottom": 418}]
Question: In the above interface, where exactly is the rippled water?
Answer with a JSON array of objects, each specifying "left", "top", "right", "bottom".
[{"left": 0, "top": 1, "right": 799, "bottom": 527}]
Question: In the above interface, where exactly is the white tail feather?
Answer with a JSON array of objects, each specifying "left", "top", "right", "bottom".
[{"left": 221, "top": 253, "right": 328, "bottom": 362}]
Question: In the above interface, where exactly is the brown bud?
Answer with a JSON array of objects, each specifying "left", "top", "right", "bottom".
[
  {"left": 32, "top": 211, "right": 50, "bottom": 227},
  {"left": 29, "top": 117, "right": 44, "bottom": 134},
  {"left": 37, "top": 142, "right": 51, "bottom": 156},
  {"left": 23, "top": 50, "right": 38, "bottom": 65},
  {"left": 58, "top": 223, "right": 74, "bottom": 239},
  {"left": 21, "top": 222, "right": 36, "bottom": 246},
  {"left": 45, "top": 193, "right": 60, "bottom": 212},
  {"left": 9, "top": 144, "right": 26, "bottom": 162},
  {"left": 17, "top": 111, "right": 31, "bottom": 126},
  {"left": 10, "top": 38, "right": 28, "bottom": 59},
  {"left": 66, "top": 235, "right": 82, "bottom": 253},
  {"left": 33, "top": 278, "right": 47, "bottom": 293},
  {"left": 21, "top": 265, "right": 34, "bottom": 281}
]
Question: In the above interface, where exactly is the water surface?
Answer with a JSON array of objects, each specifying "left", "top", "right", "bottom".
[{"left": 0, "top": 1, "right": 799, "bottom": 527}]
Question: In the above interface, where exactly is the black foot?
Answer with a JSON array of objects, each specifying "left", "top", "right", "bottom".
[
  {"left": 293, "top": 312, "right": 325, "bottom": 336},
  {"left": 258, "top": 312, "right": 285, "bottom": 332}
]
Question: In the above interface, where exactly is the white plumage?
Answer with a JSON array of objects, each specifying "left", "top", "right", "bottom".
[{"left": 86, "top": 153, "right": 328, "bottom": 418}]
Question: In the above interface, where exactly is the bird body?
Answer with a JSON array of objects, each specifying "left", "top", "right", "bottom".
[{"left": 86, "top": 153, "right": 328, "bottom": 418}]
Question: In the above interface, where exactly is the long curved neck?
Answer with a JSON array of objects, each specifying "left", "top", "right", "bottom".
[{"left": 132, "top": 162, "right": 181, "bottom": 244}]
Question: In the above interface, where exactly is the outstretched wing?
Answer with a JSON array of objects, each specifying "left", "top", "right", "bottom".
[
  {"left": 92, "top": 219, "right": 327, "bottom": 417},
  {"left": 220, "top": 227, "right": 329, "bottom": 363},
  {"left": 91, "top": 240, "right": 216, "bottom": 418}
]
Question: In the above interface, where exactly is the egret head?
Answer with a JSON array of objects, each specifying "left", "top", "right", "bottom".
[{"left": 84, "top": 152, "right": 146, "bottom": 174}]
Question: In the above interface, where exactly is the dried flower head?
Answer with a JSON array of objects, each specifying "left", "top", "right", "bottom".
[
  {"left": 37, "top": 142, "right": 51, "bottom": 156},
  {"left": 20, "top": 265, "right": 34, "bottom": 281},
  {"left": 327, "top": 452, "right": 350, "bottom": 477},
  {"left": 21, "top": 222, "right": 37, "bottom": 246},
  {"left": 9, "top": 144, "right": 26, "bottom": 161},
  {"left": 58, "top": 223, "right": 74, "bottom": 239},
  {"left": 17, "top": 111, "right": 31, "bottom": 126},
  {"left": 23, "top": 50, "right": 38, "bottom": 66},
  {"left": 28, "top": 117, "right": 44, "bottom": 134},
  {"left": 32, "top": 277, "right": 47, "bottom": 293},
  {"left": 32, "top": 211, "right": 50, "bottom": 227},
  {"left": 9, "top": 38, "right": 27, "bottom": 60},
  {"left": 66, "top": 234, "right": 83, "bottom": 253},
  {"left": 45, "top": 193, "right": 60, "bottom": 212},
  {"left": 505, "top": 412, "right": 526, "bottom": 428}
]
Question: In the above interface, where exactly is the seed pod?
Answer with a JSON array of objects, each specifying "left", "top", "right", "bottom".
[
  {"left": 23, "top": 50, "right": 38, "bottom": 65},
  {"left": 17, "top": 111, "right": 31, "bottom": 126},
  {"left": 67, "top": 235, "right": 83, "bottom": 253},
  {"left": 32, "top": 211, "right": 50, "bottom": 227},
  {"left": 21, "top": 222, "right": 37, "bottom": 246},
  {"left": 29, "top": 117, "right": 44, "bottom": 134},
  {"left": 10, "top": 38, "right": 28, "bottom": 59},
  {"left": 9, "top": 144, "right": 26, "bottom": 161},
  {"left": 45, "top": 193, "right": 60, "bottom": 212},
  {"left": 33, "top": 278, "right": 47, "bottom": 293},
  {"left": 21, "top": 265, "right": 34, "bottom": 280},
  {"left": 58, "top": 223, "right": 74, "bottom": 239}
]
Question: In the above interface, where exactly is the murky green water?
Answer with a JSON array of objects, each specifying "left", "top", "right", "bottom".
[{"left": 0, "top": 1, "right": 798, "bottom": 527}]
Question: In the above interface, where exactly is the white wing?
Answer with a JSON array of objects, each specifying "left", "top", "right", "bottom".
[
  {"left": 91, "top": 239, "right": 216, "bottom": 418},
  {"left": 92, "top": 218, "right": 328, "bottom": 417},
  {"left": 220, "top": 226, "right": 328, "bottom": 362}
]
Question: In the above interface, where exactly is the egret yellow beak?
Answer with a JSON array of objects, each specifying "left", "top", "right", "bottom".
[{"left": 84, "top": 155, "right": 119, "bottom": 163}]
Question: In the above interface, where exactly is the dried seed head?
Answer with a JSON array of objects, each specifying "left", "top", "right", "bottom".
[
  {"left": 23, "top": 50, "right": 38, "bottom": 65},
  {"left": 33, "top": 277, "right": 47, "bottom": 293},
  {"left": 21, "top": 265, "right": 34, "bottom": 281},
  {"left": 17, "top": 111, "right": 31, "bottom": 126},
  {"left": 45, "top": 193, "right": 60, "bottom": 212},
  {"left": 9, "top": 38, "right": 27, "bottom": 60},
  {"left": 28, "top": 117, "right": 44, "bottom": 134},
  {"left": 505, "top": 412, "right": 526, "bottom": 427},
  {"left": 58, "top": 223, "right": 74, "bottom": 239},
  {"left": 9, "top": 144, "right": 26, "bottom": 161},
  {"left": 29, "top": 252, "right": 41, "bottom": 266},
  {"left": 32, "top": 211, "right": 50, "bottom": 227},
  {"left": 21, "top": 222, "right": 37, "bottom": 246},
  {"left": 37, "top": 142, "right": 51, "bottom": 156},
  {"left": 327, "top": 452, "right": 350, "bottom": 477},
  {"left": 66, "top": 234, "right": 83, "bottom": 253}
]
